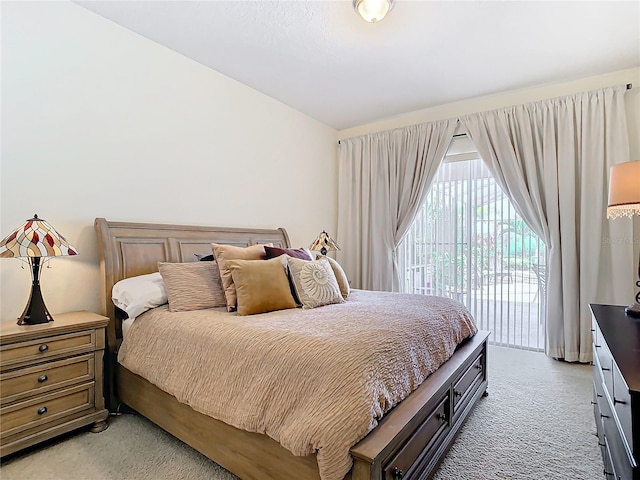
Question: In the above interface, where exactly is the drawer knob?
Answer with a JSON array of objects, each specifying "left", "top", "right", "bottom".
[
  {"left": 37, "top": 374, "right": 48, "bottom": 383},
  {"left": 613, "top": 397, "right": 627, "bottom": 405},
  {"left": 37, "top": 406, "right": 48, "bottom": 415},
  {"left": 38, "top": 344, "right": 49, "bottom": 353},
  {"left": 392, "top": 467, "right": 404, "bottom": 480}
]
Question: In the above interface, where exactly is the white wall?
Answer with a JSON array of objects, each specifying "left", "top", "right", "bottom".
[{"left": 0, "top": 1, "right": 338, "bottom": 320}]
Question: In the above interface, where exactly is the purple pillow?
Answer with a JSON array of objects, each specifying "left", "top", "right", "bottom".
[{"left": 264, "top": 246, "right": 312, "bottom": 261}]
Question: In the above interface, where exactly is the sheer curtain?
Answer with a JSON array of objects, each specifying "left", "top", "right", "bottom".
[
  {"left": 461, "top": 86, "right": 632, "bottom": 362},
  {"left": 336, "top": 120, "right": 457, "bottom": 292}
]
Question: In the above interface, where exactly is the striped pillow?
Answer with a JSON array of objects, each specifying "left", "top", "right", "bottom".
[{"left": 158, "top": 261, "right": 227, "bottom": 312}]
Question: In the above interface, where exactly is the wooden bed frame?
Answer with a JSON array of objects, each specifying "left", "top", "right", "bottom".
[{"left": 94, "top": 217, "right": 489, "bottom": 480}]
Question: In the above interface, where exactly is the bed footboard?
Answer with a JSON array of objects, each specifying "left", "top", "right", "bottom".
[{"left": 351, "top": 330, "right": 489, "bottom": 480}]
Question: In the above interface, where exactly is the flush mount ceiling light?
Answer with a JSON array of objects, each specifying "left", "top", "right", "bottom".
[{"left": 353, "top": 0, "right": 395, "bottom": 23}]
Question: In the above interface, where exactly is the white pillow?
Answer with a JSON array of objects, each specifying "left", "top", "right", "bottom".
[{"left": 112, "top": 272, "right": 168, "bottom": 319}]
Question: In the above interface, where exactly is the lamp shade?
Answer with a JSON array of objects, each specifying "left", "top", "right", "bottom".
[
  {"left": 310, "top": 230, "right": 340, "bottom": 256},
  {"left": 607, "top": 160, "right": 640, "bottom": 219},
  {"left": 353, "top": 0, "right": 395, "bottom": 23},
  {"left": 0, "top": 214, "right": 78, "bottom": 258}
]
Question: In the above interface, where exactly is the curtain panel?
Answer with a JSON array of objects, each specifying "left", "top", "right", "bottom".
[
  {"left": 336, "top": 120, "right": 457, "bottom": 292},
  {"left": 461, "top": 86, "right": 632, "bottom": 362}
]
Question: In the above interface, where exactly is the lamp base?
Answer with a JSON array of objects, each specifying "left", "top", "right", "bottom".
[
  {"left": 626, "top": 303, "right": 640, "bottom": 318},
  {"left": 17, "top": 257, "right": 54, "bottom": 326},
  {"left": 17, "top": 283, "right": 53, "bottom": 325}
]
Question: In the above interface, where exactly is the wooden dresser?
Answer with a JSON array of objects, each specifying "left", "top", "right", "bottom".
[
  {"left": 0, "top": 311, "right": 110, "bottom": 457},
  {"left": 590, "top": 304, "right": 640, "bottom": 480}
]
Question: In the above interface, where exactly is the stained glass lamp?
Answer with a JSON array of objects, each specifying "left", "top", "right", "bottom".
[
  {"left": 310, "top": 230, "right": 340, "bottom": 256},
  {"left": 607, "top": 160, "right": 640, "bottom": 317},
  {"left": 0, "top": 214, "right": 78, "bottom": 325}
]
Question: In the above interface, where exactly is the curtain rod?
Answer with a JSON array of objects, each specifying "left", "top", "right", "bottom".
[{"left": 337, "top": 84, "right": 633, "bottom": 145}]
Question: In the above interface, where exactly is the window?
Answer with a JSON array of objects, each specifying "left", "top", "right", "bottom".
[{"left": 398, "top": 144, "right": 547, "bottom": 351}]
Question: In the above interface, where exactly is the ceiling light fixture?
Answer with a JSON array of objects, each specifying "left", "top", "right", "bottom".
[{"left": 353, "top": 0, "right": 395, "bottom": 23}]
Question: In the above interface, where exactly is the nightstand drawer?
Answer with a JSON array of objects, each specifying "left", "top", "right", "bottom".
[
  {"left": 0, "top": 382, "right": 95, "bottom": 439},
  {"left": 0, "top": 354, "right": 94, "bottom": 405},
  {"left": 0, "top": 330, "right": 96, "bottom": 370}
]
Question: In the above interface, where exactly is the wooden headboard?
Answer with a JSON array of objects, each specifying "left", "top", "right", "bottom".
[{"left": 94, "top": 218, "right": 291, "bottom": 353}]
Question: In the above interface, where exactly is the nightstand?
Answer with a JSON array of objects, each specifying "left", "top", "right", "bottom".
[{"left": 0, "top": 311, "right": 110, "bottom": 457}]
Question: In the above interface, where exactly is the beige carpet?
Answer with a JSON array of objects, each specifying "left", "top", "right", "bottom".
[{"left": 1, "top": 346, "right": 602, "bottom": 480}]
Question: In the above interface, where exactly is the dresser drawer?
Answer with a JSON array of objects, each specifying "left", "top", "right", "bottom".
[
  {"left": 0, "top": 382, "right": 95, "bottom": 439},
  {"left": 382, "top": 395, "right": 449, "bottom": 480},
  {"left": 612, "top": 361, "right": 634, "bottom": 462},
  {"left": 603, "top": 409, "right": 634, "bottom": 480},
  {"left": 0, "top": 330, "right": 96, "bottom": 370},
  {"left": 603, "top": 436, "right": 618, "bottom": 480},
  {"left": 0, "top": 354, "right": 94, "bottom": 405},
  {"left": 594, "top": 333, "right": 614, "bottom": 396},
  {"left": 452, "top": 353, "right": 484, "bottom": 413}
]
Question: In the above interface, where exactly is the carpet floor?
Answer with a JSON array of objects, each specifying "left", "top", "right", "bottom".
[{"left": 0, "top": 345, "right": 602, "bottom": 480}]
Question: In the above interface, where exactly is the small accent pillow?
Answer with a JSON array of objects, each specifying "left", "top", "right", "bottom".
[
  {"left": 227, "top": 257, "right": 297, "bottom": 315},
  {"left": 287, "top": 256, "right": 345, "bottom": 309},
  {"left": 112, "top": 272, "right": 168, "bottom": 319},
  {"left": 264, "top": 246, "right": 313, "bottom": 261},
  {"left": 211, "top": 243, "right": 272, "bottom": 311},
  {"left": 158, "top": 261, "right": 226, "bottom": 312},
  {"left": 317, "top": 255, "right": 350, "bottom": 300}
]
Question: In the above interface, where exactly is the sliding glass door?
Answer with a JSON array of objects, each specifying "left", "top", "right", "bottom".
[{"left": 398, "top": 157, "right": 547, "bottom": 351}]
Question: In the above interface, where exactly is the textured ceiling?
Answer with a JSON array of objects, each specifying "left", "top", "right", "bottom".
[{"left": 75, "top": 1, "right": 640, "bottom": 130}]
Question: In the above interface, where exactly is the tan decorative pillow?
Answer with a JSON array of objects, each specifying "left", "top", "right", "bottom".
[
  {"left": 287, "top": 256, "right": 345, "bottom": 309},
  {"left": 227, "top": 257, "right": 297, "bottom": 316},
  {"left": 317, "top": 255, "right": 350, "bottom": 300},
  {"left": 158, "top": 261, "right": 226, "bottom": 312},
  {"left": 211, "top": 243, "right": 271, "bottom": 311}
]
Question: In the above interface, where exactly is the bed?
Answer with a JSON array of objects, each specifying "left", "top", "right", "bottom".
[{"left": 94, "top": 217, "right": 489, "bottom": 480}]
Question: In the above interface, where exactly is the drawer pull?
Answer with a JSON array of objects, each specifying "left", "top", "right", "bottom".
[
  {"left": 604, "top": 470, "right": 613, "bottom": 477},
  {"left": 600, "top": 413, "right": 610, "bottom": 419},
  {"left": 613, "top": 397, "right": 627, "bottom": 405},
  {"left": 37, "top": 374, "right": 48, "bottom": 383},
  {"left": 591, "top": 401, "right": 597, "bottom": 405},
  {"left": 37, "top": 406, "right": 48, "bottom": 415},
  {"left": 595, "top": 344, "right": 601, "bottom": 348},
  {"left": 598, "top": 442, "right": 605, "bottom": 447},
  {"left": 437, "top": 413, "right": 447, "bottom": 422},
  {"left": 392, "top": 467, "right": 404, "bottom": 480},
  {"left": 590, "top": 328, "right": 595, "bottom": 332},
  {"left": 38, "top": 344, "right": 49, "bottom": 353},
  {"left": 601, "top": 366, "right": 611, "bottom": 372},
  {"left": 454, "top": 390, "right": 462, "bottom": 398},
  {"left": 474, "top": 364, "right": 482, "bottom": 370},
  {"left": 597, "top": 393, "right": 603, "bottom": 398}
]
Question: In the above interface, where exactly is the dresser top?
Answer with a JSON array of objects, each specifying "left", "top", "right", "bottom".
[
  {"left": 0, "top": 311, "right": 109, "bottom": 345},
  {"left": 590, "top": 303, "right": 640, "bottom": 393}
]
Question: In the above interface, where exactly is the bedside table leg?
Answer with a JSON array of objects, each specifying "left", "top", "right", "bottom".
[{"left": 91, "top": 419, "right": 108, "bottom": 433}]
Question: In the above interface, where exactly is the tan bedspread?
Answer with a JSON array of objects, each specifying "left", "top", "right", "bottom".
[{"left": 118, "top": 289, "right": 477, "bottom": 480}]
